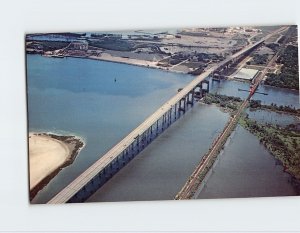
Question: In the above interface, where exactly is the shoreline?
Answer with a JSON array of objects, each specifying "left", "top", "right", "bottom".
[
  {"left": 249, "top": 106, "right": 300, "bottom": 117},
  {"left": 33, "top": 53, "right": 300, "bottom": 93},
  {"left": 29, "top": 132, "right": 85, "bottom": 201},
  {"left": 262, "top": 83, "right": 299, "bottom": 93},
  {"left": 33, "top": 53, "right": 195, "bottom": 75},
  {"left": 70, "top": 54, "right": 190, "bottom": 75}
]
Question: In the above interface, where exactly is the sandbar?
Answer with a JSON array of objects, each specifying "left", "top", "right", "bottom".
[{"left": 29, "top": 132, "right": 84, "bottom": 200}]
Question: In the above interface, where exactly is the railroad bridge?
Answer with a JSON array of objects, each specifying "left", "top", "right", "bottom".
[{"left": 48, "top": 28, "right": 285, "bottom": 204}]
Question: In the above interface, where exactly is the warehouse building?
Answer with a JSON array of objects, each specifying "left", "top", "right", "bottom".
[{"left": 234, "top": 68, "right": 259, "bottom": 82}]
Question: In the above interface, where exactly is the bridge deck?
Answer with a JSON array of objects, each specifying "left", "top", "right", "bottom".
[{"left": 48, "top": 27, "right": 286, "bottom": 204}]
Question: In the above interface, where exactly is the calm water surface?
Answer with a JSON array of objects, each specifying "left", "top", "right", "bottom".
[
  {"left": 209, "top": 78, "right": 299, "bottom": 108},
  {"left": 27, "top": 55, "right": 299, "bottom": 203},
  {"left": 87, "top": 104, "right": 229, "bottom": 202},
  {"left": 246, "top": 109, "right": 299, "bottom": 126},
  {"left": 27, "top": 54, "right": 194, "bottom": 203},
  {"left": 197, "top": 125, "right": 298, "bottom": 199}
]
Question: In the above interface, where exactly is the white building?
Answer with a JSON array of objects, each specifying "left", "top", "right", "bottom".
[{"left": 234, "top": 68, "right": 259, "bottom": 82}]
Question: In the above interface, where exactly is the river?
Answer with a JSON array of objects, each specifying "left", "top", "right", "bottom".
[
  {"left": 197, "top": 125, "right": 298, "bottom": 199},
  {"left": 87, "top": 104, "right": 229, "bottom": 202},
  {"left": 208, "top": 78, "right": 300, "bottom": 108},
  {"left": 196, "top": 80, "right": 299, "bottom": 199},
  {"left": 246, "top": 108, "right": 299, "bottom": 126},
  {"left": 27, "top": 54, "right": 299, "bottom": 203},
  {"left": 27, "top": 54, "right": 194, "bottom": 203}
]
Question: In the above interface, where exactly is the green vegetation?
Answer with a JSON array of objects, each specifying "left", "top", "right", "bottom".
[
  {"left": 265, "top": 45, "right": 299, "bottom": 90},
  {"left": 265, "top": 43, "right": 279, "bottom": 52},
  {"left": 249, "top": 54, "right": 269, "bottom": 65},
  {"left": 249, "top": 100, "right": 300, "bottom": 115},
  {"left": 240, "top": 117, "right": 300, "bottom": 180},
  {"left": 88, "top": 38, "right": 135, "bottom": 51},
  {"left": 194, "top": 52, "right": 224, "bottom": 63},
  {"left": 27, "top": 41, "right": 70, "bottom": 51},
  {"left": 278, "top": 35, "right": 286, "bottom": 44},
  {"left": 203, "top": 93, "right": 242, "bottom": 112},
  {"left": 26, "top": 32, "right": 85, "bottom": 38}
]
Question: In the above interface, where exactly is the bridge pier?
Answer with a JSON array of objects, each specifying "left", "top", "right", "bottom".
[
  {"left": 187, "top": 90, "right": 194, "bottom": 106},
  {"left": 194, "top": 84, "right": 202, "bottom": 99},
  {"left": 201, "top": 80, "right": 209, "bottom": 95},
  {"left": 179, "top": 97, "right": 186, "bottom": 113},
  {"left": 136, "top": 135, "right": 140, "bottom": 152},
  {"left": 212, "top": 73, "right": 221, "bottom": 82}
]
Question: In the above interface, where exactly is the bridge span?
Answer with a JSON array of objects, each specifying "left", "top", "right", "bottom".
[{"left": 48, "top": 27, "right": 286, "bottom": 204}]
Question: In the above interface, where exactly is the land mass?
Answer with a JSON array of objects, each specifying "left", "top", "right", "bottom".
[
  {"left": 29, "top": 132, "right": 84, "bottom": 201},
  {"left": 26, "top": 26, "right": 298, "bottom": 91},
  {"left": 25, "top": 27, "right": 264, "bottom": 75},
  {"left": 264, "top": 26, "right": 299, "bottom": 90}
]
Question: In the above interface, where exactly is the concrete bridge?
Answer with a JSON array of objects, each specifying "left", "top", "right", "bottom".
[{"left": 48, "top": 27, "right": 286, "bottom": 204}]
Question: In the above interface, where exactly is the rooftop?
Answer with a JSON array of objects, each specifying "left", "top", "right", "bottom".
[{"left": 234, "top": 68, "right": 259, "bottom": 80}]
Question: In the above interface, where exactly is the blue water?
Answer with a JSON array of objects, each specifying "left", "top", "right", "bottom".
[
  {"left": 209, "top": 79, "right": 300, "bottom": 108},
  {"left": 197, "top": 125, "right": 297, "bottom": 199},
  {"left": 27, "top": 54, "right": 299, "bottom": 203},
  {"left": 246, "top": 109, "right": 299, "bottom": 127},
  {"left": 87, "top": 104, "right": 229, "bottom": 202},
  {"left": 27, "top": 54, "right": 194, "bottom": 203}
]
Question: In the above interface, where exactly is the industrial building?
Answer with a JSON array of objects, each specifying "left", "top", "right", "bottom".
[{"left": 234, "top": 68, "right": 259, "bottom": 82}]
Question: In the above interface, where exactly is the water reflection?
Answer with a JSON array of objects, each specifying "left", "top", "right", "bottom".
[
  {"left": 246, "top": 109, "right": 299, "bottom": 126},
  {"left": 209, "top": 78, "right": 299, "bottom": 108},
  {"left": 87, "top": 104, "right": 229, "bottom": 202},
  {"left": 197, "top": 125, "right": 297, "bottom": 199}
]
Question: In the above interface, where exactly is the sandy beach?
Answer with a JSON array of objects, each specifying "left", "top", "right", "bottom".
[{"left": 29, "top": 132, "right": 84, "bottom": 200}]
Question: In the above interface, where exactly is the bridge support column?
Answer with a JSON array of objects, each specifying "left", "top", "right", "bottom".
[
  {"left": 179, "top": 97, "right": 186, "bottom": 113},
  {"left": 136, "top": 135, "right": 140, "bottom": 152},
  {"left": 167, "top": 109, "right": 171, "bottom": 126},
  {"left": 131, "top": 143, "right": 134, "bottom": 155},
  {"left": 194, "top": 84, "right": 202, "bottom": 99},
  {"left": 146, "top": 128, "right": 150, "bottom": 143},
  {"left": 201, "top": 80, "right": 209, "bottom": 95},
  {"left": 141, "top": 132, "right": 145, "bottom": 149},
  {"left": 187, "top": 90, "right": 194, "bottom": 106}
]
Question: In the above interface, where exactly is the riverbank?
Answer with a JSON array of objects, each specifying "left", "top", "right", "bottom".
[
  {"left": 201, "top": 93, "right": 243, "bottom": 115},
  {"left": 249, "top": 99, "right": 300, "bottom": 115},
  {"left": 44, "top": 53, "right": 189, "bottom": 75},
  {"left": 29, "top": 132, "right": 84, "bottom": 201}
]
